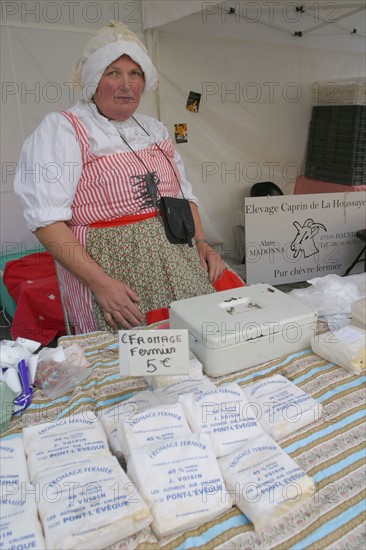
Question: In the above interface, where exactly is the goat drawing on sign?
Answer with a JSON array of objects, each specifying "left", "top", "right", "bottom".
[{"left": 290, "top": 218, "right": 327, "bottom": 259}]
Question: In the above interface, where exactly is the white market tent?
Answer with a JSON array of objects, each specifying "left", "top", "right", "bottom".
[{"left": 1, "top": 0, "right": 365, "bottom": 260}]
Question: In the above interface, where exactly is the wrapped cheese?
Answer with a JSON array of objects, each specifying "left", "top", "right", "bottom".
[
  {"left": 23, "top": 412, "right": 110, "bottom": 480},
  {"left": 155, "top": 376, "right": 216, "bottom": 404},
  {"left": 35, "top": 456, "right": 152, "bottom": 549},
  {"left": 218, "top": 432, "right": 315, "bottom": 531},
  {"left": 145, "top": 352, "right": 203, "bottom": 389},
  {"left": 0, "top": 511, "right": 46, "bottom": 549},
  {"left": 0, "top": 437, "right": 30, "bottom": 485},
  {"left": 311, "top": 325, "right": 365, "bottom": 374},
  {"left": 0, "top": 437, "right": 39, "bottom": 520},
  {"left": 351, "top": 298, "right": 366, "bottom": 329},
  {"left": 99, "top": 391, "right": 161, "bottom": 454},
  {"left": 118, "top": 402, "right": 191, "bottom": 458},
  {"left": 179, "top": 383, "right": 264, "bottom": 456},
  {"left": 0, "top": 439, "right": 46, "bottom": 550},
  {"left": 244, "top": 375, "right": 322, "bottom": 440},
  {"left": 127, "top": 433, "right": 232, "bottom": 538}
]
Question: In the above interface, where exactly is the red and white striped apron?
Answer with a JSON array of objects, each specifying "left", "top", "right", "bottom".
[{"left": 58, "top": 111, "right": 181, "bottom": 333}]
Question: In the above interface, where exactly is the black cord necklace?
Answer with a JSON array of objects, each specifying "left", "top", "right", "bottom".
[{"left": 117, "top": 116, "right": 186, "bottom": 210}]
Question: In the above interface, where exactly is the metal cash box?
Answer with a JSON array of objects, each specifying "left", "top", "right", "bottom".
[{"left": 169, "top": 284, "right": 317, "bottom": 377}]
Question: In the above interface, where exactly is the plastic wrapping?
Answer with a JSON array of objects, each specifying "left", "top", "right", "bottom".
[
  {"left": 0, "top": 382, "right": 16, "bottom": 434},
  {"left": 351, "top": 297, "right": 366, "bottom": 329},
  {"left": 35, "top": 360, "right": 88, "bottom": 398},
  {"left": 144, "top": 352, "right": 203, "bottom": 389},
  {"left": 290, "top": 274, "right": 362, "bottom": 327},
  {"left": 311, "top": 325, "right": 366, "bottom": 374},
  {"left": 244, "top": 375, "right": 322, "bottom": 440},
  {"left": 127, "top": 433, "right": 232, "bottom": 538},
  {"left": 218, "top": 432, "right": 315, "bottom": 531},
  {"left": 179, "top": 383, "right": 264, "bottom": 457}
]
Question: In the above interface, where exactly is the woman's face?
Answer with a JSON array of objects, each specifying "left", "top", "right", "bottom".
[{"left": 93, "top": 55, "right": 145, "bottom": 121}]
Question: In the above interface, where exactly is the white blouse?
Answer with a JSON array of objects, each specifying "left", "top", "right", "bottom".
[{"left": 14, "top": 100, "right": 198, "bottom": 232}]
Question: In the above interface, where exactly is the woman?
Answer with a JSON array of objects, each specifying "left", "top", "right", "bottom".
[{"left": 14, "top": 22, "right": 231, "bottom": 334}]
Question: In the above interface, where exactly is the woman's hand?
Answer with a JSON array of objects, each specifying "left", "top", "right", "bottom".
[
  {"left": 35, "top": 222, "right": 144, "bottom": 330},
  {"left": 196, "top": 241, "right": 225, "bottom": 283},
  {"left": 91, "top": 274, "right": 144, "bottom": 330},
  {"left": 188, "top": 203, "right": 225, "bottom": 283}
]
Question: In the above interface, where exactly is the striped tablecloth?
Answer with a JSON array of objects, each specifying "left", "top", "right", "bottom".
[{"left": 3, "top": 330, "right": 366, "bottom": 549}]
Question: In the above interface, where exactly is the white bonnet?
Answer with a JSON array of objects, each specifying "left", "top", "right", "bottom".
[{"left": 70, "top": 21, "right": 158, "bottom": 100}]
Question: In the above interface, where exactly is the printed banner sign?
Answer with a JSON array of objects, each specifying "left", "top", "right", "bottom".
[
  {"left": 244, "top": 192, "right": 366, "bottom": 284},
  {"left": 119, "top": 329, "right": 190, "bottom": 377}
]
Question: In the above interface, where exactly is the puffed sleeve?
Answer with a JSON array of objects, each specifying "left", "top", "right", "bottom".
[
  {"left": 14, "top": 112, "right": 83, "bottom": 231},
  {"left": 172, "top": 148, "right": 199, "bottom": 206}
]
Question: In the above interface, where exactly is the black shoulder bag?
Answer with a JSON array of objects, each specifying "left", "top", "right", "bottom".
[{"left": 159, "top": 196, "right": 195, "bottom": 247}]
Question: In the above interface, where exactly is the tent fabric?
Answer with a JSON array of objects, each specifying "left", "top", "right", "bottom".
[
  {"left": 155, "top": 30, "right": 365, "bottom": 252},
  {"left": 141, "top": 0, "right": 220, "bottom": 31}
]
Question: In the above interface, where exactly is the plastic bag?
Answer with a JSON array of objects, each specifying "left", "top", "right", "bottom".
[
  {"left": 290, "top": 274, "right": 361, "bottom": 326},
  {"left": 35, "top": 360, "right": 88, "bottom": 399}
]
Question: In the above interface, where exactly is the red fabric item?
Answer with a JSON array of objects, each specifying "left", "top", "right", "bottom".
[
  {"left": 3, "top": 252, "right": 67, "bottom": 345},
  {"left": 212, "top": 269, "right": 245, "bottom": 291},
  {"left": 89, "top": 211, "right": 157, "bottom": 228},
  {"left": 146, "top": 269, "right": 246, "bottom": 324},
  {"left": 145, "top": 307, "right": 170, "bottom": 325}
]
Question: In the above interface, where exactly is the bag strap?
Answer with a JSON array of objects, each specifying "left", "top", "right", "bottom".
[{"left": 132, "top": 116, "right": 187, "bottom": 200}]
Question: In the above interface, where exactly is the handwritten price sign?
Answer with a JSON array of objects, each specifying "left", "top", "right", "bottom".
[{"left": 119, "top": 329, "right": 190, "bottom": 377}]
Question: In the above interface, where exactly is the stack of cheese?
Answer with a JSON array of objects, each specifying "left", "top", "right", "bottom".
[
  {"left": 243, "top": 374, "right": 323, "bottom": 440},
  {"left": 121, "top": 381, "right": 233, "bottom": 537},
  {"left": 177, "top": 380, "right": 316, "bottom": 531},
  {"left": 22, "top": 412, "right": 152, "bottom": 549},
  {"left": 127, "top": 433, "right": 232, "bottom": 538},
  {"left": 10, "top": 374, "right": 320, "bottom": 540},
  {"left": 118, "top": 382, "right": 232, "bottom": 537},
  {"left": 106, "top": 376, "right": 320, "bottom": 534},
  {"left": 99, "top": 390, "right": 161, "bottom": 454},
  {"left": 179, "top": 383, "right": 265, "bottom": 457},
  {"left": 311, "top": 325, "right": 366, "bottom": 374},
  {"left": 0, "top": 437, "right": 46, "bottom": 549},
  {"left": 144, "top": 351, "right": 204, "bottom": 389},
  {"left": 218, "top": 431, "right": 315, "bottom": 530}
]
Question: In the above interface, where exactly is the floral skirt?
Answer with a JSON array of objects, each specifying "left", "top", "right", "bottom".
[{"left": 85, "top": 216, "right": 215, "bottom": 332}]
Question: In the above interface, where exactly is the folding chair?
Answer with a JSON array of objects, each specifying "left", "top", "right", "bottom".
[{"left": 343, "top": 229, "right": 366, "bottom": 276}]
